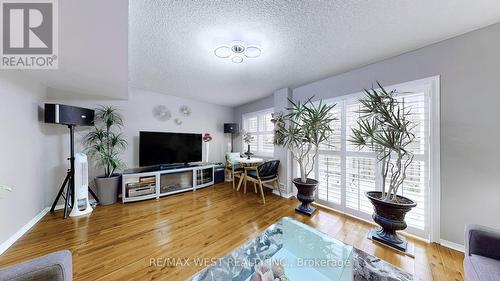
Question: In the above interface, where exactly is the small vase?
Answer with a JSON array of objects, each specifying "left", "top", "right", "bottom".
[
  {"left": 205, "top": 142, "right": 210, "bottom": 163},
  {"left": 244, "top": 144, "right": 253, "bottom": 159}
]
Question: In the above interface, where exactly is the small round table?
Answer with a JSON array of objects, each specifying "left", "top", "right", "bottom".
[
  {"left": 235, "top": 157, "right": 264, "bottom": 167},
  {"left": 235, "top": 157, "right": 264, "bottom": 191}
]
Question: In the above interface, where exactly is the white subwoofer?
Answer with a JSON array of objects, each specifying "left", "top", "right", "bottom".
[{"left": 70, "top": 153, "right": 93, "bottom": 217}]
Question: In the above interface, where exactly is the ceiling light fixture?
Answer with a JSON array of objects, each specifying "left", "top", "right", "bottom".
[
  {"left": 231, "top": 56, "right": 243, "bottom": 63},
  {"left": 214, "top": 41, "right": 261, "bottom": 63}
]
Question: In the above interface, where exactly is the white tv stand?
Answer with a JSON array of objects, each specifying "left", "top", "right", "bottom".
[{"left": 121, "top": 164, "right": 215, "bottom": 203}]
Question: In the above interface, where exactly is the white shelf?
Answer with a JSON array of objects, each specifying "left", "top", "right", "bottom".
[
  {"left": 121, "top": 164, "right": 215, "bottom": 203},
  {"left": 123, "top": 193, "right": 158, "bottom": 203},
  {"left": 159, "top": 187, "right": 195, "bottom": 197},
  {"left": 195, "top": 182, "right": 212, "bottom": 189}
]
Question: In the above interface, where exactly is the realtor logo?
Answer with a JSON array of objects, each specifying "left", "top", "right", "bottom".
[{"left": 1, "top": 0, "right": 58, "bottom": 69}]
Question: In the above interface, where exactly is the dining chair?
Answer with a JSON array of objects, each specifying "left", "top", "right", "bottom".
[
  {"left": 243, "top": 160, "right": 281, "bottom": 204},
  {"left": 225, "top": 152, "right": 244, "bottom": 189}
]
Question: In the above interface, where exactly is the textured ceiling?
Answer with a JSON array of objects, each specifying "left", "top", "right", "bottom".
[{"left": 129, "top": 0, "right": 500, "bottom": 107}]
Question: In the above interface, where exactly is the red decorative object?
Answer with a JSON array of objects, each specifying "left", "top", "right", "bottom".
[{"left": 203, "top": 133, "right": 212, "bottom": 142}]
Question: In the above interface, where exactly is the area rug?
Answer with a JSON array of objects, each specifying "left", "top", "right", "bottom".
[{"left": 189, "top": 217, "right": 418, "bottom": 281}]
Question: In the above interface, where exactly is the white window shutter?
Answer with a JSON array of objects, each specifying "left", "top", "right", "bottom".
[
  {"left": 242, "top": 108, "right": 275, "bottom": 156},
  {"left": 307, "top": 87, "right": 432, "bottom": 237}
]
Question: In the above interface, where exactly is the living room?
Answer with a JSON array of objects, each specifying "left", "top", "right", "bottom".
[{"left": 1, "top": 1, "right": 500, "bottom": 281}]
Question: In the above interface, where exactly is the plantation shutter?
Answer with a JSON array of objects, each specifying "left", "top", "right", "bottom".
[
  {"left": 344, "top": 99, "right": 377, "bottom": 215},
  {"left": 318, "top": 155, "right": 342, "bottom": 204},
  {"left": 259, "top": 112, "right": 275, "bottom": 155},
  {"left": 398, "top": 160, "right": 426, "bottom": 230},
  {"left": 396, "top": 93, "right": 427, "bottom": 231},
  {"left": 298, "top": 79, "right": 436, "bottom": 239},
  {"left": 345, "top": 156, "right": 376, "bottom": 214},
  {"left": 317, "top": 105, "right": 342, "bottom": 205},
  {"left": 242, "top": 108, "right": 274, "bottom": 156},
  {"left": 243, "top": 116, "right": 258, "bottom": 151}
]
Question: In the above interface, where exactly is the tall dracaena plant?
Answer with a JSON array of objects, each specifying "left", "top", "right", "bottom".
[
  {"left": 349, "top": 82, "right": 417, "bottom": 202},
  {"left": 83, "top": 106, "right": 127, "bottom": 177},
  {"left": 274, "top": 97, "right": 336, "bottom": 183}
]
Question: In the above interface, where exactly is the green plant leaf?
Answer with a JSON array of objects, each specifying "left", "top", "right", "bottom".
[
  {"left": 347, "top": 83, "right": 419, "bottom": 202},
  {"left": 82, "top": 105, "right": 127, "bottom": 177},
  {"left": 275, "top": 96, "right": 337, "bottom": 182}
]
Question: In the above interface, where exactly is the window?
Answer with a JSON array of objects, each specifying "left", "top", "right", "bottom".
[
  {"left": 294, "top": 77, "right": 440, "bottom": 240},
  {"left": 242, "top": 108, "right": 274, "bottom": 156}
]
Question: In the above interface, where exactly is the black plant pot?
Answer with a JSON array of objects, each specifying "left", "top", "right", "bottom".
[
  {"left": 366, "top": 191, "right": 417, "bottom": 252},
  {"left": 292, "top": 178, "right": 318, "bottom": 216}
]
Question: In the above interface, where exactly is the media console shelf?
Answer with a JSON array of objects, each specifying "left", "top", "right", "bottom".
[{"left": 121, "top": 164, "right": 214, "bottom": 203}]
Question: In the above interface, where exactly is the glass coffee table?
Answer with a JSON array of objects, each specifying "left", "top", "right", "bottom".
[{"left": 189, "top": 217, "right": 353, "bottom": 281}]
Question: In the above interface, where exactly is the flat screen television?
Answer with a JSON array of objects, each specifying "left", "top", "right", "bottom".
[{"left": 139, "top": 131, "right": 202, "bottom": 167}]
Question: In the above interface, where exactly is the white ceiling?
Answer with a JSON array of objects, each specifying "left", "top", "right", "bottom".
[{"left": 129, "top": 0, "right": 500, "bottom": 107}]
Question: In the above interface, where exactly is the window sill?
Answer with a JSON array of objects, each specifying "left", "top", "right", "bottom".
[{"left": 252, "top": 153, "right": 274, "bottom": 159}]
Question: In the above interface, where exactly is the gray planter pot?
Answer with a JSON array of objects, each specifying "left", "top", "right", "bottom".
[{"left": 95, "top": 174, "right": 121, "bottom": 205}]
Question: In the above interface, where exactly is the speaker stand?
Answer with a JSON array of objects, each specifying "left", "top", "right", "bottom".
[
  {"left": 50, "top": 125, "right": 99, "bottom": 218},
  {"left": 231, "top": 133, "right": 234, "bottom": 152}
]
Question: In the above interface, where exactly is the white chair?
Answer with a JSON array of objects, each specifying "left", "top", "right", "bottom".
[{"left": 225, "top": 152, "right": 244, "bottom": 189}]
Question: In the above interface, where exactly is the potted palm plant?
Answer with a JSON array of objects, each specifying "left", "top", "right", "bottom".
[
  {"left": 83, "top": 106, "right": 127, "bottom": 205},
  {"left": 349, "top": 82, "right": 417, "bottom": 252},
  {"left": 273, "top": 97, "right": 336, "bottom": 215}
]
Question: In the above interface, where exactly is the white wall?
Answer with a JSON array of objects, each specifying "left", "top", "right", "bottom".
[
  {"left": 0, "top": 76, "right": 47, "bottom": 244},
  {"left": 273, "top": 89, "right": 293, "bottom": 195},
  {"left": 45, "top": 87, "right": 234, "bottom": 204}
]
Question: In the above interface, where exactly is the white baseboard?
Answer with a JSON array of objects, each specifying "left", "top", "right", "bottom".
[
  {"left": 53, "top": 198, "right": 97, "bottom": 211},
  {"left": 0, "top": 207, "right": 50, "bottom": 255},
  {"left": 262, "top": 182, "right": 294, "bottom": 199},
  {"left": 53, "top": 204, "right": 65, "bottom": 210},
  {"left": 0, "top": 198, "right": 98, "bottom": 256},
  {"left": 439, "top": 239, "right": 464, "bottom": 252},
  {"left": 271, "top": 189, "right": 294, "bottom": 199}
]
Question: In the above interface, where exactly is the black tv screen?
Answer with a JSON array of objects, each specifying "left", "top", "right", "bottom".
[{"left": 139, "top": 131, "right": 202, "bottom": 166}]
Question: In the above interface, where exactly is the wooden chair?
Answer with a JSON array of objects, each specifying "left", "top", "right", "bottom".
[
  {"left": 242, "top": 160, "right": 281, "bottom": 204},
  {"left": 225, "top": 152, "right": 244, "bottom": 190}
]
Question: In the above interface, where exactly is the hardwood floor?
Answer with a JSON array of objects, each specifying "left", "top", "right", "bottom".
[{"left": 0, "top": 183, "right": 464, "bottom": 281}]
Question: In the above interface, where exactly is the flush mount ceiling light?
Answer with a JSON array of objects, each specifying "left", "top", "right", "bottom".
[
  {"left": 214, "top": 41, "right": 261, "bottom": 63},
  {"left": 231, "top": 56, "right": 243, "bottom": 63}
]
